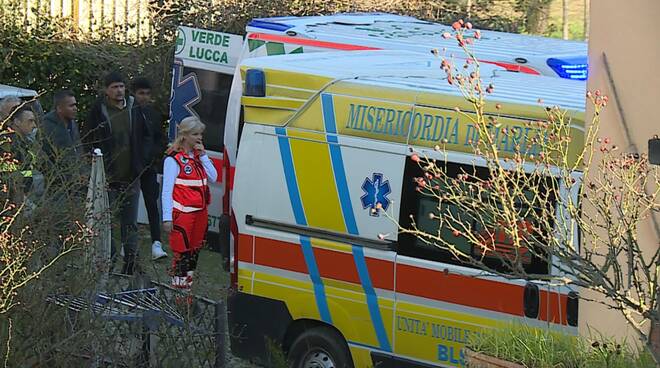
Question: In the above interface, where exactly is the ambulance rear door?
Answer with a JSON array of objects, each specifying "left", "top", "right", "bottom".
[{"left": 154, "top": 26, "right": 242, "bottom": 246}]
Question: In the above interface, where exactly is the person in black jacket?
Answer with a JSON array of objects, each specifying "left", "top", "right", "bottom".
[
  {"left": 42, "top": 90, "right": 83, "bottom": 184},
  {"left": 84, "top": 71, "right": 152, "bottom": 275},
  {"left": 1, "top": 106, "right": 39, "bottom": 203},
  {"left": 131, "top": 76, "right": 167, "bottom": 260}
]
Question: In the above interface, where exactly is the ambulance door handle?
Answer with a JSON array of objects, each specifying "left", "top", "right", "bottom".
[{"left": 523, "top": 282, "right": 540, "bottom": 319}]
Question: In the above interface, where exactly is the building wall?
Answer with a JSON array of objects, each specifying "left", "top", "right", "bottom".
[{"left": 582, "top": 0, "right": 660, "bottom": 343}]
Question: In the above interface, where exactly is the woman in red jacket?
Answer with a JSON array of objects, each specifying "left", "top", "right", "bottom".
[{"left": 162, "top": 117, "right": 217, "bottom": 292}]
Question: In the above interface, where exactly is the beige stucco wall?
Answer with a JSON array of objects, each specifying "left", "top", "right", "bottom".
[{"left": 581, "top": 0, "right": 660, "bottom": 344}]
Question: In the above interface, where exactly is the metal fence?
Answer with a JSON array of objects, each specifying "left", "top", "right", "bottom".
[
  {"left": 45, "top": 274, "right": 227, "bottom": 368},
  {"left": 0, "top": 0, "right": 153, "bottom": 42}
]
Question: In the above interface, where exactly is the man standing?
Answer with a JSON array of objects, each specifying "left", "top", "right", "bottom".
[
  {"left": 0, "top": 106, "right": 39, "bottom": 203},
  {"left": 84, "top": 71, "right": 152, "bottom": 275},
  {"left": 131, "top": 77, "right": 167, "bottom": 260},
  {"left": 42, "top": 90, "right": 82, "bottom": 174}
]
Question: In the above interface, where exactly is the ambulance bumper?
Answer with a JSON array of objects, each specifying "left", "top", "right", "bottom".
[{"left": 227, "top": 291, "right": 293, "bottom": 362}]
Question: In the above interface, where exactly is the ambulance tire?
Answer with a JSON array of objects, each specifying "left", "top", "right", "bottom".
[{"left": 288, "top": 326, "right": 354, "bottom": 368}]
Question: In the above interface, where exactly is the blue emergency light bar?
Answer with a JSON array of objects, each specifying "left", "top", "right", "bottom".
[
  {"left": 247, "top": 19, "right": 294, "bottom": 32},
  {"left": 547, "top": 56, "right": 589, "bottom": 81}
]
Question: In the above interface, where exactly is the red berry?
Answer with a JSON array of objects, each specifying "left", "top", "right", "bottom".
[
  {"left": 452, "top": 21, "right": 461, "bottom": 30},
  {"left": 452, "top": 230, "right": 461, "bottom": 237}
]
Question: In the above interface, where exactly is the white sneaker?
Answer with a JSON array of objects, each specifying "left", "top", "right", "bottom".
[{"left": 151, "top": 241, "right": 168, "bottom": 260}]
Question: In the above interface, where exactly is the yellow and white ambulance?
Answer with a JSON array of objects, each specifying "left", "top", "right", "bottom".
[
  {"left": 227, "top": 50, "right": 584, "bottom": 368},
  {"left": 167, "top": 12, "right": 587, "bottom": 258}
]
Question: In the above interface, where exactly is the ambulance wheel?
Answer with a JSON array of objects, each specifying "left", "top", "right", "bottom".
[{"left": 288, "top": 326, "right": 354, "bottom": 368}]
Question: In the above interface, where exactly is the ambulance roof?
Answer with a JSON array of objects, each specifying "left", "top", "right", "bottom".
[
  {"left": 0, "top": 84, "right": 38, "bottom": 99},
  {"left": 242, "top": 50, "right": 586, "bottom": 112},
  {"left": 247, "top": 13, "right": 587, "bottom": 60}
]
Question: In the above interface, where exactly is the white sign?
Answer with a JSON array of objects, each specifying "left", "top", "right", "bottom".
[{"left": 175, "top": 26, "right": 243, "bottom": 74}]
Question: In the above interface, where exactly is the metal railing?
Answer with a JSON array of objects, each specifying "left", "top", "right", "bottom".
[{"left": 46, "top": 274, "right": 228, "bottom": 367}]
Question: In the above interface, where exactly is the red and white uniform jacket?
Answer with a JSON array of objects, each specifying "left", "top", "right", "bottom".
[{"left": 170, "top": 151, "right": 211, "bottom": 213}]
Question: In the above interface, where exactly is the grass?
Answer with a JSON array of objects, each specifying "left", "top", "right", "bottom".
[
  {"left": 111, "top": 225, "right": 229, "bottom": 301},
  {"left": 547, "top": 0, "right": 588, "bottom": 40},
  {"left": 469, "top": 323, "right": 657, "bottom": 368},
  {"left": 108, "top": 226, "right": 261, "bottom": 367}
]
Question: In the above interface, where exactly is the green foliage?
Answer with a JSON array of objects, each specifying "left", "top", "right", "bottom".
[
  {"left": 545, "top": 21, "right": 586, "bottom": 40},
  {"left": 0, "top": 19, "right": 172, "bottom": 130},
  {"left": 152, "top": 0, "right": 527, "bottom": 36},
  {"left": 469, "top": 323, "right": 657, "bottom": 368},
  {"left": 265, "top": 337, "right": 288, "bottom": 368}
]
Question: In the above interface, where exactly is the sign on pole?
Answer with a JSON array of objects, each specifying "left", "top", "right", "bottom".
[{"left": 175, "top": 26, "right": 243, "bottom": 74}]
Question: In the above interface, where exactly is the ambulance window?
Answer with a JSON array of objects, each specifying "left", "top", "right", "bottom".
[
  {"left": 184, "top": 67, "right": 233, "bottom": 152},
  {"left": 398, "top": 160, "right": 552, "bottom": 276}
]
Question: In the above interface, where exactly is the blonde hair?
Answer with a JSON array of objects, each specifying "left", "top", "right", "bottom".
[{"left": 167, "top": 116, "right": 206, "bottom": 154}]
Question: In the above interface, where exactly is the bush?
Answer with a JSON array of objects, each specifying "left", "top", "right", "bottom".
[
  {"left": 152, "top": 0, "right": 526, "bottom": 36},
  {"left": 0, "top": 19, "right": 172, "bottom": 130}
]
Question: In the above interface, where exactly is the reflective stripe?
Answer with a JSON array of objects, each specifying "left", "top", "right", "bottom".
[
  {"left": 173, "top": 200, "right": 203, "bottom": 213},
  {"left": 174, "top": 178, "right": 207, "bottom": 186}
]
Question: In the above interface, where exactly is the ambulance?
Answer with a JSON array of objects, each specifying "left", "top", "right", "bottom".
[
  {"left": 243, "top": 13, "right": 587, "bottom": 78},
  {"left": 168, "top": 12, "right": 587, "bottom": 257},
  {"left": 227, "top": 50, "right": 584, "bottom": 368}
]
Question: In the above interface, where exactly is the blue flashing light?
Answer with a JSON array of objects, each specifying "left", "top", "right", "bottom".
[
  {"left": 244, "top": 69, "right": 266, "bottom": 97},
  {"left": 547, "top": 56, "right": 589, "bottom": 81},
  {"left": 247, "top": 19, "right": 294, "bottom": 32}
]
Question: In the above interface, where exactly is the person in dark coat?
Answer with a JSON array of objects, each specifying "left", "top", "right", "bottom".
[
  {"left": 1, "top": 106, "right": 39, "bottom": 203},
  {"left": 131, "top": 76, "right": 167, "bottom": 260},
  {"left": 42, "top": 90, "right": 83, "bottom": 185},
  {"left": 84, "top": 71, "right": 152, "bottom": 275}
]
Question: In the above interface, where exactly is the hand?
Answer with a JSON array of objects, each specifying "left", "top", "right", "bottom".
[
  {"left": 194, "top": 143, "right": 206, "bottom": 156},
  {"left": 163, "top": 221, "right": 172, "bottom": 233}
]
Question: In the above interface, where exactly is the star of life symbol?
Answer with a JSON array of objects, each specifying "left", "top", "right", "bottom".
[
  {"left": 361, "top": 173, "right": 391, "bottom": 217},
  {"left": 168, "top": 58, "right": 201, "bottom": 141}
]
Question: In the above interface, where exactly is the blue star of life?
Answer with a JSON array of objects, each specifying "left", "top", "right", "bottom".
[
  {"left": 168, "top": 58, "right": 201, "bottom": 141},
  {"left": 361, "top": 173, "right": 391, "bottom": 217}
]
